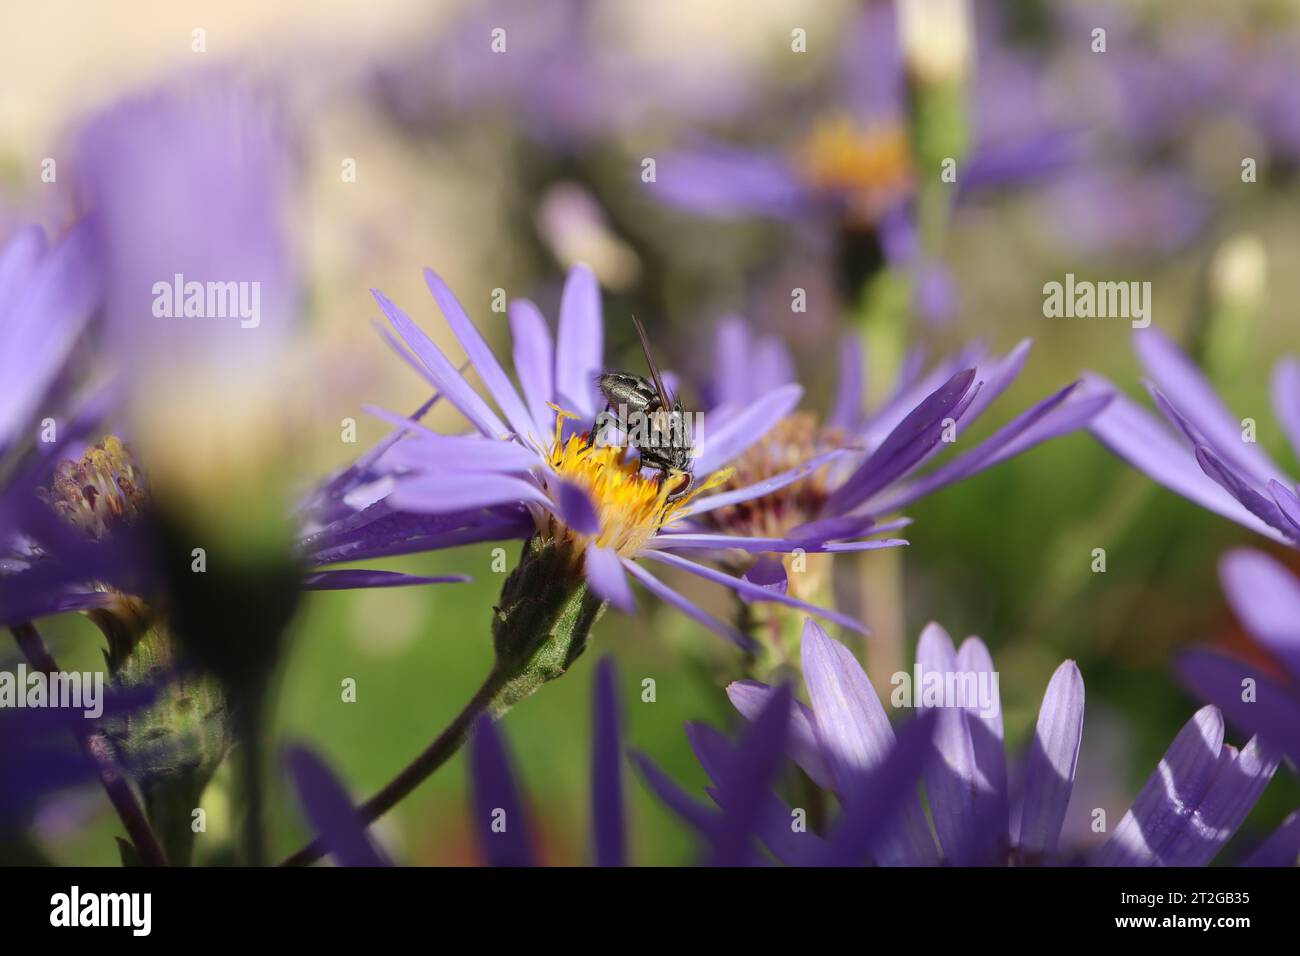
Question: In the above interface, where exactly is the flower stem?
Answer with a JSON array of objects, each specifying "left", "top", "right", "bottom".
[
  {"left": 10, "top": 622, "right": 169, "bottom": 867},
  {"left": 280, "top": 665, "right": 508, "bottom": 867}
]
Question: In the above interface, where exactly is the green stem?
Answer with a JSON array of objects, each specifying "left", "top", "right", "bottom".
[
  {"left": 280, "top": 665, "right": 508, "bottom": 867},
  {"left": 10, "top": 622, "right": 169, "bottom": 867}
]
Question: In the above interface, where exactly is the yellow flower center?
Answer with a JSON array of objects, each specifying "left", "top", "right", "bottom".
[
  {"left": 796, "top": 116, "right": 914, "bottom": 222},
  {"left": 541, "top": 408, "right": 731, "bottom": 558}
]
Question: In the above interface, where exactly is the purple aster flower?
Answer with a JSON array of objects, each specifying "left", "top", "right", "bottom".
[
  {"left": 642, "top": 618, "right": 1280, "bottom": 866},
  {"left": 694, "top": 316, "right": 1110, "bottom": 562},
  {"left": 1176, "top": 548, "right": 1300, "bottom": 770},
  {"left": 304, "top": 264, "right": 906, "bottom": 650},
  {"left": 0, "top": 221, "right": 132, "bottom": 629},
  {"left": 649, "top": 5, "right": 1075, "bottom": 318},
  {"left": 654, "top": 5, "right": 1070, "bottom": 223},
  {"left": 1086, "top": 328, "right": 1300, "bottom": 548}
]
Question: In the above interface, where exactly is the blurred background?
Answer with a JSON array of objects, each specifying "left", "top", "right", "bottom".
[{"left": 4, "top": 0, "right": 1299, "bottom": 864}]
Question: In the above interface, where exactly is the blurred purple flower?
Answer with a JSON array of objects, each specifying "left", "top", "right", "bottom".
[
  {"left": 302, "top": 265, "right": 906, "bottom": 650},
  {"left": 1086, "top": 328, "right": 1300, "bottom": 548},
  {"left": 372, "top": 0, "right": 753, "bottom": 150},
  {"left": 0, "top": 222, "right": 132, "bottom": 629},
  {"left": 649, "top": 618, "right": 1279, "bottom": 866},
  {"left": 1176, "top": 548, "right": 1300, "bottom": 769},
  {"left": 654, "top": 6, "right": 1072, "bottom": 225},
  {"left": 1038, "top": 168, "right": 1209, "bottom": 258}
]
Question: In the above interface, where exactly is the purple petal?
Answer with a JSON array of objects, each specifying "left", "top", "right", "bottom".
[
  {"left": 815, "top": 710, "right": 939, "bottom": 867},
  {"left": 1219, "top": 548, "right": 1300, "bottom": 681},
  {"left": 1244, "top": 811, "right": 1300, "bottom": 867},
  {"left": 1163, "top": 736, "right": 1281, "bottom": 866},
  {"left": 585, "top": 546, "right": 636, "bottom": 614},
  {"left": 641, "top": 550, "right": 868, "bottom": 634},
  {"left": 915, "top": 623, "right": 982, "bottom": 865},
  {"left": 753, "top": 337, "right": 796, "bottom": 396},
  {"left": 653, "top": 142, "right": 811, "bottom": 220},
  {"left": 591, "top": 657, "right": 626, "bottom": 867},
  {"left": 284, "top": 746, "right": 390, "bottom": 867},
  {"left": 1018, "top": 660, "right": 1085, "bottom": 860},
  {"left": 1194, "top": 445, "right": 1297, "bottom": 542},
  {"left": 372, "top": 289, "right": 506, "bottom": 437},
  {"left": 366, "top": 415, "right": 542, "bottom": 472},
  {"left": 0, "top": 224, "right": 98, "bottom": 447},
  {"left": 554, "top": 479, "right": 600, "bottom": 535},
  {"left": 647, "top": 532, "right": 906, "bottom": 554},
  {"left": 424, "top": 268, "right": 538, "bottom": 443},
  {"left": 957, "top": 339, "right": 1033, "bottom": 429},
  {"left": 388, "top": 472, "right": 549, "bottom": 514},
  {"left": 680, "top": 449, "right": 847, "bottom": 518},
  {"left": 727, "top": 680, "right": 835, "bottom": 790},
  {"left": 827, "top": 368, "right": 977, "bottom": 516},
  {"left": 1177, "top": 649, "right": 1300, "bottom": 764},
  {"left": 956, "top": 636, "right": 1009, "bottom": 860},
  {"left": 828, "top": 334, "right": 866, "bottom": 431},
  {"left": 554, "top": 264, "right": 602, "bottom": 417},
  {"left": 692, "top": 384, "right": 804, "bottom": 476},
  {"left": 1271, "top": 357, "right": 1300, "bottom": 461},
  {"left": 1093, "top": 706, "right": 1225, "bottom": 866},
  {"left": 622, "top": 560, "right": 756, "bottom": 651},
  {"left": 469, "top": 715, "right": 535, "bottom": 867},
  {"left": 709, "top": 682, "right": 794, "bottom": 865},
  {"left": 742, "top": 556, "right": 787, "bottom": 598},
  {"left": 509, "top": 299, "right": 557, "bottom": 438},
  {"left": 1087, "top": 377, "right": 1290, "bottom": 543},
  {"left": 688, "top": 722, "right": 826, "bottom": 866},
  {"left": 301, "top": 569, "right": 469, "bottom": 590},
  {"left": 629, "top": 751, "right": 719, "bottom": 835},
  {"left": 876, "top": 381, "right": 1103, "bottom": 513},
  {"left": 712, "top": 315, "right": 751, "bottom": 409},
  {"left": 1136, "top": 327, "right": 1286, "bottom": 485},
  {"left": 1270, "top": 480, "right": 1300, "bottom": 537},
  {"left": 800, "top": 619, "right": 938, "bottom": 865}
]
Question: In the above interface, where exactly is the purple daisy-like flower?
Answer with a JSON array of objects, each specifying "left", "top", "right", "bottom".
[
  {"left": 303, "top": 264, "right": 908, "bottom": 650},
  {"left": 653, "top": 5, "right": 1071, "bottom": 227},
  {"left": 1176, "top": 548, "right": 1300, "bottom": 777},
  {"left": 642, "top": 618, "right": 1280, "bottom": 866},
  {"left": 0, "top": 221, "right": 131, "bottom": 629},
  {"left": 1086, "top": 328, "right": 1300, "bottom": 548},
  {"left": 694, "top": 316, "right": 1110, "bottom": 561}
]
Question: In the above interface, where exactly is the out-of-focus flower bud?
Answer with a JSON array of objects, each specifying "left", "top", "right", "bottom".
[{"left": 896, "top": 0, "right": 974, "bottom": 89}]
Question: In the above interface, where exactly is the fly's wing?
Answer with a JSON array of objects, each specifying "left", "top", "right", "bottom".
[{"left": 631, "top": 314, "right": 672, "bottom": 409}]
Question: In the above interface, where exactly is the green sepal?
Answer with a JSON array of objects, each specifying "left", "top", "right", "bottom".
[{"left": 488, "top": 536, "right": 606, "bottom": 716}]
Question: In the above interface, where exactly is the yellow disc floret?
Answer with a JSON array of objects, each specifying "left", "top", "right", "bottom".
[
  {"left": 796, "top": 116, "right": 914, "bottom": 223},
  {"left": 540, "top": 408, "right": 731, "bottom": 558}
]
